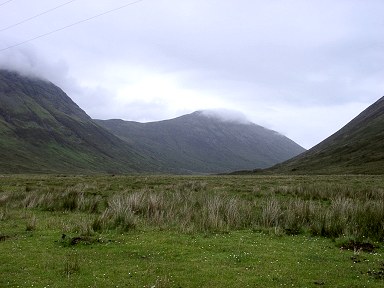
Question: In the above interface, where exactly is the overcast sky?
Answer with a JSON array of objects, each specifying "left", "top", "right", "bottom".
[{"left": 0, "top": 0, "right": 383, "bottom": 148}]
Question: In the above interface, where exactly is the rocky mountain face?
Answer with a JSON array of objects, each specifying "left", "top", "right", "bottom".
[{"left": 270, "top": 96, "right": 384, "bottom": 174}]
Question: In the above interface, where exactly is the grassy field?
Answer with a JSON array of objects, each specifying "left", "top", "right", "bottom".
[{"left": 1, "top": 174, "right": 384, "bottom": 287}]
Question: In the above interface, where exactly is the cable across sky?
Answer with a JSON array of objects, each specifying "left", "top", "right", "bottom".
[
  {"left": 0, "top": 0, "right": 78, "bottom": 32},
  {"left": 0, "top": 0, "right": 145, "bottom": 52},
  {"left": 0, "top": 0, "right": 14, "bottom": 7}
]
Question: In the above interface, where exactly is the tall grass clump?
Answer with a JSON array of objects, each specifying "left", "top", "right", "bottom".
[
  {"left": 264, "top": 182, "right": 384, "bottom": 241},
  {"left": 260, "top": 198, "right": 282, "bottom": 228},
  {"left": 0, "top": 193, "right": 10, "bottom": 207},
  {"left": 63, "top": 252, "right": 81, "bottom": 278},
  {"left": 174, "top": 181, "right": 208, "bottom": 193},
  {"left": 0, "top": 193, "right": 10, "bottom": 221},
  {"left": 305, "top": 197, "right": 384, "bottom": 241},
  {"left": 21, "top": 186, "right": 101, "bottom": 213},
  {"left": 283, "top": 199, "right": 316, "bottom": 235},
  {"left": 59, "top": 187, "right": 101, "bottom": 213},
  {"left": 174, "top": 190, "right": 252, "bottom": 232},
  {"left": 200, "top": 194, "right": 229, "bottom": 231},
  {"left": 25, "top": 214, "right": 37, "bottom": 231},
  {"left": 91, "top": 184, "right": 253, "bottom": 233},
  {"left": 146, "top": 193, "right": 166, "bottom": 225},
  {"left": 93, "top": 194, "right": 137, "bottom": 232},
  {"left": 0, "top": 207, "right": 9, "bottom": 221},
  {"left": 351, "top": 199, "right": 384, "bottom": 241},
  {"left": 323, "top": 197, "right": 355, "bottom": 238}
]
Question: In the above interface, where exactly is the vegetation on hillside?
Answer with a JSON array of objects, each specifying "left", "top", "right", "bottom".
[
  {"left": 270, "top": 96, "right": 384, "bottom": 174},
  {"left": 0, "top": 69, "right": 157, "bottom": 174},
  {"left": 96, "top": 111, "right": 305, "bottom": 173}
]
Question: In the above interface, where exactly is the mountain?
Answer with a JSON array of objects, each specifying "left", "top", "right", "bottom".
[
  {"left": 0, "top": 69, "right": 304, "bottom": 174},
  {"left": 0, "top": 69, "right": 156, "bottom": 174},
  {"left": 270, "top": 96, "right": 384, "bottom": 174},
  {"left": 96, "top": 112, "right": 305, "bottom": 173}
]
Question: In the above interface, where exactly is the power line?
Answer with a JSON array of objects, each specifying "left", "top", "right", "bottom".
[
  {"left": 0, "top": 0, "right": 14, "bottom": 7},
  {"left": 0, "top": 0, "right": 145, "bottom": 52},
  {"left": 0, "top": 0, "right": 78, "bottom": 32}
]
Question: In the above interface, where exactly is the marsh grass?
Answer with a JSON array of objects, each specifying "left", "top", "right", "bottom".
[
  {"left": 150, "top": 275, "right": 172, "bottom": 288},
  {"left": 86, "top": 183, "right": 383, "bottom": 240},
  {"left": 92, "top": 193, "right": 139, "bottom": 232},
  {"left": 75, "top": 216, "right": 94, "bottom": 236},
  {"left": 0, "top": 192, "right": 10, "bottom": 206},
  {"left": 2, "top": 175, "right": 384, "bottom": 287},
  {"left": 20, "top": 186, "right": 102, "bottom": 214},
  {"left": 283, "top": 199, "right": 315, "bottom": 235},
  {"left": 25, "top": 214, "right": 37, "bottom": 231},
  {"left": 0, "top": 206, "right": 8, "bottom": 221},
  {"left": 260, "top": 198, "right": 281, "bottom": 228},
  {"left": 89, "top": 188, "right": 252, "bottom": 233},
  {"left": 2, "top": 176, "right": 384, "bottom": 241}
]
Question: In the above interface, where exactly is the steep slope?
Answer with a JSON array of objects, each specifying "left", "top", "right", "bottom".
[
  {"left": 0, "top": 69, "right": 155, "bottom": 173},
  {"left": 271, "top": 96, "right": 384, "bottom": 174},
  {"left": 96, "top": 111, "right": 305, "bottom": 173}
]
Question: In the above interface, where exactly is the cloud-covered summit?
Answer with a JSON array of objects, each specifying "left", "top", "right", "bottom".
[{"left": 199, "top": 109, "right": 251, "bottom": 125}]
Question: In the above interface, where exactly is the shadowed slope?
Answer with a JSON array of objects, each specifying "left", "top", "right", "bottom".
[
  {"left": 270, "top": 97, "right": 384, "bottom": 174},
  {"left": 96, "top": 111, "right": 305, "bottom": 173},
  {"left": 0, "top": 70, "right": 156, "bottom": 173}
]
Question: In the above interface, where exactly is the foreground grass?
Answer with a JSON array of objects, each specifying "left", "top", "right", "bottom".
[
  {"left": 1, "top": 174, "right": 384, "bottom": 287},
  {"left": 1, "top": 228, "right": 383, "bottom": 287}
]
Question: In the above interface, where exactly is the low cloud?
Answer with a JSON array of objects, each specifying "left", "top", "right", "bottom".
[
  {"left": 201, "top": 109, "right": 251, "bottom": 125},
  {"left": 0, "top": 45, "right": 113, "bottom": 119},
  {"left": 0, "top": 44, "right": 68, "bottom": 83}
]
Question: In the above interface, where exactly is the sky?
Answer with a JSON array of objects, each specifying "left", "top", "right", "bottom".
[{"left": 0, "top": 0, "right": 383, "bottom": 149}]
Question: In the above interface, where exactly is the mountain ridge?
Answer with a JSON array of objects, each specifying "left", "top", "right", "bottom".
[
  {"left": 96, "top": 111, "right": 305, "bottom": 173},
  {"left": 268, "top": 96, "right": 384, "bottom": 174}
]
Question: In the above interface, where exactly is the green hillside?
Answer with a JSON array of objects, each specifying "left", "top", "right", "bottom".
[
  {"left": 0, "top": 70, "right": 156, "bottom": 174},
  {"left": 270, "top": 97, "right": 384, "bottom": 174}
]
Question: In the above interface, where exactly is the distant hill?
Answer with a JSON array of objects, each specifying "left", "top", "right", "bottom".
[
  {"left": 0, "top": 69, "right": 156, "bottom": 174},
  {"left": 269, "top": 96, "right": 384, "bottom": 174},
  {"left": 96, "top": 112, "right": 305, "bottom": 173}
]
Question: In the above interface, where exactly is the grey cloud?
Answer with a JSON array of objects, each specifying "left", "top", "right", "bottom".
[
  {"left": 0, "top": 45, "right": 114, "bottom": 118},
  {"left": 201, "top": 109, "right": 251, "bottom": 125},
  {"left": 102, "top": 100, "right": 177, "bottom": 123},
  {"left": 0, "top": 44, "right": 71, "bottom": 87}
]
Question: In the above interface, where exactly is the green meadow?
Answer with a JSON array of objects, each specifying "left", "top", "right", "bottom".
[{"left": 1, "top": 174, "right": 384, "bottom": 287}]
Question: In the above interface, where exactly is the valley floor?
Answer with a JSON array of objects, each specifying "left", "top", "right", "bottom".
[{"left": 1, "top": 174, "right": 383, "bottom": 287}]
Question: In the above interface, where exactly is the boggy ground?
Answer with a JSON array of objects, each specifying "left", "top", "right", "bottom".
[{"left": 1, "top": 174, "right": 384, "bottom": 287}]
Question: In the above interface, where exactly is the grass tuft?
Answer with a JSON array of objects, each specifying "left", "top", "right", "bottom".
[
  {"left": 25, "top": 214, "right": 37, "bottom": 231},
  {"left": 63, "top": 251, "right": 80, "bottom": 278}
]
